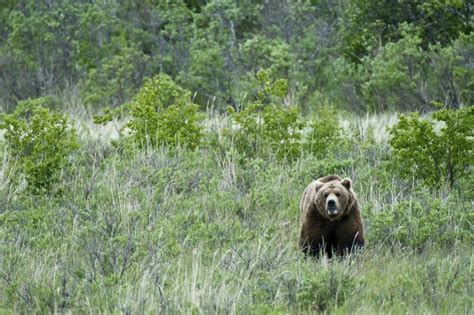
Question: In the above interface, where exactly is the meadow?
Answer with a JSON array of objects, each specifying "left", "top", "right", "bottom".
[{"left": 1, "top": 104, "right": 472, "bottom": 314}]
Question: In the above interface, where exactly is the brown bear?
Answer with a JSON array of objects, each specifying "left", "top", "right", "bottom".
[{"left": 298, "top": 175, "right": 364, "bottom": 258}]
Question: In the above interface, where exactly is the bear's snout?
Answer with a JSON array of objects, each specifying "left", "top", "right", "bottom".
[{"left": 327, "top": 199, "right": 337, "bottom": 214}]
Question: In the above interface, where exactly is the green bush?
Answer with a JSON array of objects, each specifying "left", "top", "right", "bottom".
[
  {"left": 228, "top": 102, "right": 301, "bottom": 160},
  {"left": 301, "top": 106, "right": 344, "bottom": 158},
  {"left": 227, "top": 70, "right": 301, "bottom": 160},
  {"left": 369, "top": 198, "right": 473, "bottom": 250},
  {"left": 331, "top": 24, "right": 473, "bottom": 113},
  {"left": 228, "top": 70, "right": 345, "bottom": 161},
  {"left": 296, "top": 268, "right": 359, "bottom": 312},
  {"left": 95, "top": 74, "right": 204, "bottom": 150},
  {"left": 388, "top": 106, "right": 473, "bottom": 190},
  {"left": 428, "top": 32, "right": 474, "bottom": 109},
  {"left": 241, "top": 36, "right": 291, "bottom": 79},
  {"left": 0, "top": 99, "right": 78, "bottom": 194},
  {"left": 360, "top": 24, "right": 428, "bottom": 111},
  {"left": 80, "top": 45, "right": 150, "bottom": 108}
]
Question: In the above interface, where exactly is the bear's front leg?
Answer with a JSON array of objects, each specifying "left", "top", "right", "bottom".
[
  {"left": 299, "top": 237, "right": 332, "bottom": 258},
  {"left": 335, "top": 217, "right": 365, "bottom": 257},
  {"left": 309, "top": 242, "right": 328, "bottom": 258},
  {"left": 336, "top": 235, "right": 364, "bottom": 257}
]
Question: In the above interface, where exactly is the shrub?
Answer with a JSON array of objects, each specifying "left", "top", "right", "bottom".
[
  {"left": 228, "top": 71, "right": 346, "bottom": 161},
  {"left": 227, "top": 69, "right": 301, "bottom": 160},
  {"left": 0, "top": 99, "right": 78, "bottom": 194},
  {"left": 80, "top": 44, "right": 151, "bottom": 108},
  {"left": 241, "top": 36, "right": 291, "bottom": 79},
  {"left": 95, "top": 74, "right": 204, "bottom": 150},
  {"left": 228, "top": 102, "right": 301, "bottom": 160},
  {"left": 388, "top": 106, "right": 473, "bottom": 190},
  {"left": 300, "top": 106, "right": 344, "bottom": 158},
  {"left": 360, "top": 24, "right": 428, "bottom": 111},
  {"left": 296, "top": 268, "right": 359, "bottom": 312},
  {"left": 369, "top": 198, "right": 473, "bottom": 250},
  {"left": 428, "top": 32, "right": 474, "bottom": 109}
]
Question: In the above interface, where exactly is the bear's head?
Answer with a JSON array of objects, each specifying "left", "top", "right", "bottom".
[{"left": 314, "top": 177, "right": 355, "bottom": 221}]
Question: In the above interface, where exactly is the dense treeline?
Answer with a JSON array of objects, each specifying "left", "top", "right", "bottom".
[{"left": 1, "top": 0, "right": 472, "bottom": 113}]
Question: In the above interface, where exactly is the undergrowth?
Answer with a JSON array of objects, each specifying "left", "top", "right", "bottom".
[{"left": 0, "top": 112, "right": 472, "bottom": 313}]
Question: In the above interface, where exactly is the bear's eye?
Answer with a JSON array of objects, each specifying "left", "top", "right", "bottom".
[
  {"left": 324, "top": 193, "right": 329, "bottom": 198},
  {"left": 335, "top": 192, "right": 340, "bottom": 197}
]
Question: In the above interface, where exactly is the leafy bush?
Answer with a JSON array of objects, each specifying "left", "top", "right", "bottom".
[
  {"left": 369, "top": 198, "right": 473, "bottom": 250},
  {"left": 300, "top": 106, "right": 344, "bottom": 158},
  {"left": 337, "top": 0, "right": 472, "bottom": 62},
  {"left": 228, "top": 70, "right": 345, "bottom": 161},
  {"left": 296, "top": 268, "right": 359, "bottom": 312},
  {"left": 331, "top": 25, "right": 473, "bottom": 113},
  {"left": 388, "top": 106, "right": 473, "bottom": 190},
  {"left": 228, "top": 102, "right": 301, "bottom": 160},
  {"left": 360, "top": 24, "right": 428, "bottom": 111},
  {"left": 80, "top": 45, "right": 151, "bottom": 108},
  {"left": 428, "top": 32, "right": 474, "bottom": 109},
  {"left": 0, "top": 98, "right": 78, "bottom": 194},
  {"left": 95, "top": 74, "right": 204, "bottom": 150},
  {"left": 241, "top": 36, "right": 291, "bottom": 79},
  {"left": 227, "top": 70, "right": 301, "bottom": 160}
]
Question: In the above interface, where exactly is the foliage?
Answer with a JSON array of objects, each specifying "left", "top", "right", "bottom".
[
  {"left": 338, "top": 0, "right": 472, "bottom": 62},
  {"left": 296, "top": 268, "right": 359, "bottom": 312},
  {"left": 227, "top": 70, "right": 300, "bottom": 160},
  {"left": 1, "top": 111, "right": 473, "bottom": 313},
  {"left": 388, "top": 106, "right": 474, "bottom": 189},
  {"left": 360, "top": 24, "right": 428, "bottom": 112},
  {"left": 227, "top": 70, "right": 345, "bottom": 161},
  {"left": 241, "top": 36, "right": 291, "bottom": 79},
  {"left": 1, "top": 1, "right": 472, "bottom": 112},
  {"left": 0, "top": 98, "right": 78, "bottom": 194},
  {"left": 177, "top": 0, "right": 262, "bottom": 107},
  {"left": 80, "top": 45, "right": 151, "bottom": 108},
  {"left": 369, "top": 198, "right": 473, "bottom": 249},
  {"left": 301, "top": 106, "right": 344, "bottom": 158},
  {"left": 229, "top": 101, "right": 300, "bottom": 160},
  {"left": 331, "top": 26, "right": 474, "bottom": 112},
  {"left": 94, "top": 74, "right": 204, "bottom": 150},
  {"left": 428, "top": 32, "right": 474, "bottom": 108},
  {"left": 0, "top": 2, "right": 81, "bottom": 111}
]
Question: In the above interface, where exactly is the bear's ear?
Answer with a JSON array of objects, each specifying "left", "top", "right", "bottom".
[
  {"left": 314, "top": 181, "right": 324, "bottom": 192},
  {"left": 341, "top": 178, "right": 352, "bottom": 190}
]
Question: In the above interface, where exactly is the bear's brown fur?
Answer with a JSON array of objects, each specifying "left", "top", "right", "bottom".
[{"left": 298, "top": 175, "right": 364, "bottom": 258}]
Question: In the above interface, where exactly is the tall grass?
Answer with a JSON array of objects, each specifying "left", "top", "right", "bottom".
[{"left": 0, "top": 111, "right": 472, "bottom": 313}]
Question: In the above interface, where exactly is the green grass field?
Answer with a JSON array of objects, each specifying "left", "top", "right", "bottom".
[{"left": 1, "top": 111, "right": 472, "bottom": 314}]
